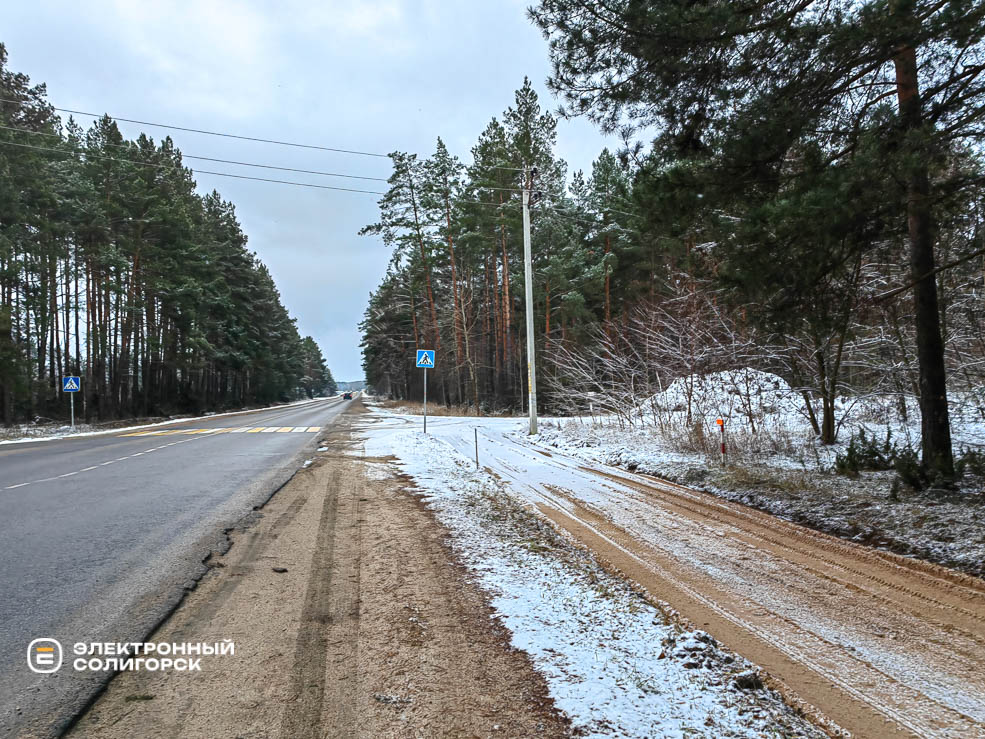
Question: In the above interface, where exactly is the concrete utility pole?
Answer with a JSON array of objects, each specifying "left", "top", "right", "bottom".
[{"left": 522, "top": 167, "right": 538, "bottom": 435}]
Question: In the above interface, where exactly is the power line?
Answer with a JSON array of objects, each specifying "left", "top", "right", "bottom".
[
  {"left": 1, "top": 140, "right": 632, "bottom": 218},
  {"left": 0, "top": 142, "right": 622, "bottom": 215},
  {"left": 0, "top": 140, "right": 387, "bottom": 195},
  {"left": 183, "top": 153, "right": 388, "bottom": 182},
  {"left": 0, "top": 124, "right": 565, "bottom": 195},
  {"left": 0, "top": 140, "right": 523, "bottom": 204},
  {"left": 0, "top": 124, "right": 388, "bottom": 182},
  {"left": 0, "top": 97, "right": 390, "bottom": 158},
  {"left": 195, "top": 169, "right": 384, "bottom": 194}
]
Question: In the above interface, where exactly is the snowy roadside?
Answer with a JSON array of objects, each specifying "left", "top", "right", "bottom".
[
  {"left": 531, "top": 420, "right": 985, "bottom": 579},
  {"left": 0, "top": 395, "right": 342, "bottom": 446},
  {"left": 359, "top": 411, "right": 824, "bottom": 738}
]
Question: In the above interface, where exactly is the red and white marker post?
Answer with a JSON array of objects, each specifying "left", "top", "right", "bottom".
[{"left": 716, "top": 417, "right": 726, "bottom": 465}]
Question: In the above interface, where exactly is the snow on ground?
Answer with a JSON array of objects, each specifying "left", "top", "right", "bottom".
[
  {"left": 629, "top": 368, "right": 985, "bottom": 462},
  {"left": 533, "top": 417, "right": 985, "bottom": 578},
  {"left": 640, "top": 368, "right": 806, "bottom": 432},
  {"left": 360, "top": 410, "right": 823, "bottom": 738},
  {"left": 528, "top": 367, "right": 985, "bottom": 577}
]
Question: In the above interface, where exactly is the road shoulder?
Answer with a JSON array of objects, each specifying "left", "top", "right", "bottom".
[{"left": 68, "top": 409, "right": 568, "bottom": 738}]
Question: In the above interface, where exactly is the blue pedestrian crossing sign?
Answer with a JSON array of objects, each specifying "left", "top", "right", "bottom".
[
  {"left": 415, "top": 350, "right": 435, "bottom": 368},
  {"left": 62, "top": 376, "right": 81, "bottom": 392}
]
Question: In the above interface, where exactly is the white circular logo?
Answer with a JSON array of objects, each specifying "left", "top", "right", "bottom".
[{"left": 27, "top": 639, "right": 63, "bottom": 674}]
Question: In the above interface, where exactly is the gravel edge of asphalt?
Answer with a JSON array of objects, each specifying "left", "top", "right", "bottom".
[{"left": 47, "top": 426, "right": 331, "bottom": 738}]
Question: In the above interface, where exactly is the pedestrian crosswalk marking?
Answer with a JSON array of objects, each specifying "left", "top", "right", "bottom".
[{"left": 121, "top": 426, "right": 322, "bottom": 437}]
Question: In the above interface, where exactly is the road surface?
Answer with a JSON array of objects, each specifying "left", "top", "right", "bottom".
[{"left": 0, "top": 396, "right": 352, "bottom": 738}]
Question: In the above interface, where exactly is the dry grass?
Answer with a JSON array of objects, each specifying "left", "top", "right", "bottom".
[
  {"left": 721, "top": 465, "right": 821, "bottom": 496},
  {"left": 376, "top": 399, "right": 515, "bottom": 417},
  {"left": 659, "top": 421, "right": 803, "bottom": 465}
]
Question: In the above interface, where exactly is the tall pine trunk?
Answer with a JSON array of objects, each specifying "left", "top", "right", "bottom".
[
  {"left": 407, "top": 178, "right": 440, "bottom": 357},
  {"left": 893, "top": 39, "right": 953, "bottom": 478},
  {"left": 444, "top": 197, "right": 465, "bottom": 401},
  {"left": 604, "top": 232, "right": 612, "bottom": 333}
]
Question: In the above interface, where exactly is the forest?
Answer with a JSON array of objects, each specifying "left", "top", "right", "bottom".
[
  {"left": 360, "top": 0, "right": 985, "bottom": 481},
  {"left": 0, "top": 44, "right": 335, "bottom": 425}
]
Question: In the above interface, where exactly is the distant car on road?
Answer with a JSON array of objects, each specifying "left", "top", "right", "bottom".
[{"left": 343, "top": 392, "right": 352, "bottom": 400}]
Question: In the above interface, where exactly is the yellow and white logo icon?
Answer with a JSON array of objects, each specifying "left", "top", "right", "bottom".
[{"left": 27, "top": 638, "right": 62, "bottom": 674}]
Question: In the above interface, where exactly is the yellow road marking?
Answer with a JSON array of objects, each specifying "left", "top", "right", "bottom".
[{"left": 122, "top": 424, "right": 320, "bottom": 437}]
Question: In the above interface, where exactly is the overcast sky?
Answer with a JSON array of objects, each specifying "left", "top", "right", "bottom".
[{"left": 2, "top": 1, "right": 615, "bottom": 381}]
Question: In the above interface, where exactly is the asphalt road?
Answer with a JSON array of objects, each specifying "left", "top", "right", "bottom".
[{"left": 0, "top": 396, "right": 353, "bottom": 737}]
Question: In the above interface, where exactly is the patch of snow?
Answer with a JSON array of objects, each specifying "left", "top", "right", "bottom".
[
  {"left": 360, "top": 412, "right": 823, "bottom": 738},
  {"left": 642, "top": 368, "right": 805, "bottom": 429},
  {"left": 531, "top": 417, "right": 985, "bottom": 578}
]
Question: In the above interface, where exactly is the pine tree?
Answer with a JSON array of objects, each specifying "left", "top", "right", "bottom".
[
  {"left": 0, "top": 45, "right": 313, "bottom": 424},
  {"left": 531, "top": 0, "right": 985, "bottom": 477}
]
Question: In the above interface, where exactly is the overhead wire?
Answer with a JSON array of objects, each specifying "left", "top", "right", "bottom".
[
  {"left": 0, "top": 125, "right": 565, "bottom": 197},
  {"left": 0, "top": 139, "right": 559, "bottom": 203},
  {"left": 1, "top": 98, "right": 633, "bottom": 324},
  {"left": 0, "top": 104, "right": 573, "bottom": 197},
  {"left": 2, "top": 140, "right": 636, "bottom": 221},
  {"left": 0, "top": 97, "right": 390, "bottom": 158},
  {"left": 0, "top": 102, "right": 627, "bottom": 216},
  {"left": 0, "top": 123, "right": 389, "bottom": 182},
  {"left": 0, "top": 140, "right": 387, "bottom": 195},
  {"left": 6, "top": 136, "right": 618, "bottom": 302},
  {"left": 0, "top": 100, "right": 596, "bottom": 198},
  {"left": 0, "top": 140, "right": 517, "bottom": 203}
]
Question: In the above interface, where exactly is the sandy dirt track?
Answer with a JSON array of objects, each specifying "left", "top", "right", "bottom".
[
  {"left": 521, "top": 457, "right": 985, "bottom": 738},
  {"left": 399, "top": 415, "right": 985, "bottom": 738},
  {"left": 68, "top": 407, "right": 567, "bottom": 738}
]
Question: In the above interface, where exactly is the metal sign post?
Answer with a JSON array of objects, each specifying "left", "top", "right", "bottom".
[
  {"left": 521, "top": 175, "right": 538, "bottom": 435},
  {"left": 416, "top": 350, "right": 435, "bottom": 434},
  {"left": 62, "top": 376, "right": 81, "bottom": 431}
]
